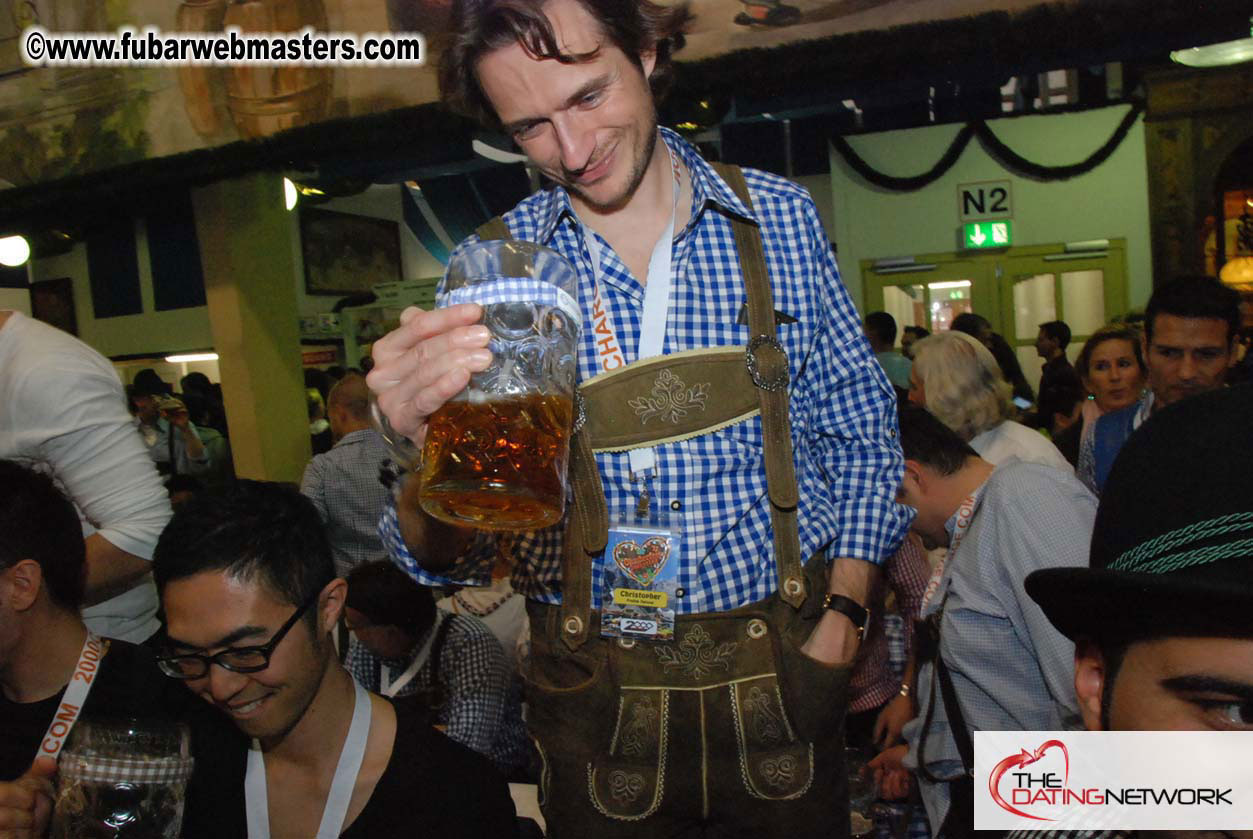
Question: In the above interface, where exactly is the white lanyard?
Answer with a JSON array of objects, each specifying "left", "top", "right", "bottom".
[
  {"left": 246, "top": 679, "right": 372, "bottom": 839},
  {"left": 920, "top": 490, "right": 982, "bottom": 612},
  {"left": 581, "top": 141, "right": 682, "bottom": 480},
  {"left": 37, "top": 633, "right": 107, "bottom": 762},
  {"left": 380, "top": 617, "right": 442, "bottom": 698}
]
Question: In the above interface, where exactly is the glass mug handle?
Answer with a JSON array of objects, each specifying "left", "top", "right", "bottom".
[{"left": 369, "top": 390, "right": 422, "bottom": 472}]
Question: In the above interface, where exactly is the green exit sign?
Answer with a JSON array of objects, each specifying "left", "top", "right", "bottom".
[{"left": 963, "top": 221, "right": 1012, "bottom": 249}]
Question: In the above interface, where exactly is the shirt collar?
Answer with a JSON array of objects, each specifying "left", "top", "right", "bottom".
[
  {"left": 942, "top": 465, "right": 996, "bottom": 542},
  {"left": 532, "top": 126, "right": 758, "bottom": 243},
  {"left": 332, "top": 428, "right": 374, "bottom": 448}
]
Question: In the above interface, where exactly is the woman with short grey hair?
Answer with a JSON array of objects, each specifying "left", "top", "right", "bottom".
[{"left": 909, "top": 331, "right": 1071, "bottom": 472}]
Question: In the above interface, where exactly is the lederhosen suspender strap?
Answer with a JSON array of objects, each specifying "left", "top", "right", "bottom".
[
  {"left": 717, "top": 164, "right": 805, "bottom": 611},
  {"left": 475, "top": 163, "right": 806, "bottom": 651}
]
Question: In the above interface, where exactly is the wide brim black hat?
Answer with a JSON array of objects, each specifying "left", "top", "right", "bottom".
[{"left": 1027, "top": 384, "right": 1253, "bottom": 642}]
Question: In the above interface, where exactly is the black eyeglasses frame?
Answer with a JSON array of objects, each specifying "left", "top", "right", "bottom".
[{"left": 156, "top": 590, "right": 320, "bottom": 680}]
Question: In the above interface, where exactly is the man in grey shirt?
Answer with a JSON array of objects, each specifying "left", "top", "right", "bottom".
[
  {"left": 873, "top": 405, "right": 1095, "bottom": 836},
  {"left": 301, "top": 374, "right": 392, "bottom": 577}
]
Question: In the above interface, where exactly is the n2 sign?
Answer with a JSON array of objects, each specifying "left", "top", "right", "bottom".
[{"left": 958, "top": 181, "right": 1012, "bottom": 222}]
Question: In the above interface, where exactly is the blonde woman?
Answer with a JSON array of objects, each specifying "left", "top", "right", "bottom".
[{"left": 908, "top": 330, "right": 1071, "bottom": 472}]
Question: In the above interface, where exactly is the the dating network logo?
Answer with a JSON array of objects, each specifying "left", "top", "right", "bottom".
[
  {"left": 977, "top": 731, "right": 1244, "bottom": 831},
  {"left": 989, "top": 739, "right": 1082, "bottom": 821}
]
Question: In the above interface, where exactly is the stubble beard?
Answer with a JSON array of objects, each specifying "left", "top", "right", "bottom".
[
  {"left": 564, "top": 110, "right": 659, "bottom": 214},
  {"left": 251, "top": 633, "right": 332, "bottom": 746}
]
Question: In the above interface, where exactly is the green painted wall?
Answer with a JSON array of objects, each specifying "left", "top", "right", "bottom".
[{"left": 829, "top": 105, "right": 1152, "bottom": 316}]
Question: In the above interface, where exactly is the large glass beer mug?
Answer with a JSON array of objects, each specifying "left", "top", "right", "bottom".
[
  {"left": 51, "top": 718, "right": 193, "bottom": 839},
  {"left": 418, "top": 240, "right": 581, "bottom": 531}
]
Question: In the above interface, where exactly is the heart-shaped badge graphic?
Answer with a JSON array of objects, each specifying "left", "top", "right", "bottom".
[
  {"left": 612, "top": 536, "right": 671, "bottom": 586},
  {"left": 989, "top": 739, "right": 1069, "bottom": 821}
]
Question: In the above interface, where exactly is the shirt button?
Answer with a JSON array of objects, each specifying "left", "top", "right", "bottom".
[
  {"left": 671, "top": 500, "right": 682, "bottom": 511},
  {"left": 676, "top": 588, "right": 686, "bottom": 598}
]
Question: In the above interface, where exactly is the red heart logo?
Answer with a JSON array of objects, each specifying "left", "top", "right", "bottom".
[
  {"left": 612, "top": 536, "right": 671, "bottom": 586},
  {"left": 989, "top": 740, "right": 1069, "bottom": 821}
]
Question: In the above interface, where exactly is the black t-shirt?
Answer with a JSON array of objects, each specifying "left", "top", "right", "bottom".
[
  {"left": 183, "top": 696, "right": 518, "bottom": 838},
  {"left": 1, "top": 636, "right": 246, "bottom": 838},
  {"left": 0, "top": 638, "right": 194, "bottom": 781}
]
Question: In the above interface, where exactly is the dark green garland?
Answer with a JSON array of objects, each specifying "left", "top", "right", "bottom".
[{"left": 832, "top": 101, "right": 1144, "bottom": 189}]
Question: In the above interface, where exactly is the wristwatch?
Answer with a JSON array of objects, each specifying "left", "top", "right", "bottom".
[{"left": 821, "top": 593, "right": 869, "bottom": 641}]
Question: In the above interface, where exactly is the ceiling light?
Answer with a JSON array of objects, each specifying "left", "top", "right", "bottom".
[
  {"left": 165, "top": 352, "right": 219, "bottom": 363},
  {"left": 283, "top": 178, "right": 298, "bottom": 211},
  {"left": 1171, "top": 23, "right": 1253, "bottom": 68},
  {"left": 0, "top": 235, "right": 31, "bottom": 267}
]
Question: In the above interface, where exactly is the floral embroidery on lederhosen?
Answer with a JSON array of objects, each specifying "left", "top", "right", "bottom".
[
  {"left": 653, "top": 623, "right": 737, "bottom": 679},
  {"left": 629, "top": 369, "right": 710, "bottom": 425},
  {"left": 588, "top": 690, "right": 669, "bottom": 820},
  {"left": 730, "top": 674, "right": 814, "bottom": 799}
]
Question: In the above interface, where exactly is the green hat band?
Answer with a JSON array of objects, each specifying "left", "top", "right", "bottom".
[{"left": 1108, "top": 511, "right": 1253, "bottom": 575}]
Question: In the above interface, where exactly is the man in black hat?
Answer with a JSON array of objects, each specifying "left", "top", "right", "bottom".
[
  {"left": 129, "top": 373, "right": 211, "bottom": 478},
  {"left": 1030, "top": 383, "right": 1253, "bottom": 733},
  {"left": 1008, "top": 384, "right": 1253, "bottom": 839}
]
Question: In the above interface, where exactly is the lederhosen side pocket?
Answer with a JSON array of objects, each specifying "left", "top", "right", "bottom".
[
  {"left": 586, "top": 685, "right": 670, "bottom": 819},
  {"left": 772, "top": 555, "right": 853, "bottom": 749},
  {"left": 521, "top": 602, "right": 615, "bottom": 816}
]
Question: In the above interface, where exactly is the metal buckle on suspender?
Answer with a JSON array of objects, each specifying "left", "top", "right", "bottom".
[{"left": 745, "top": 335, "right": 789, "bottom": 392}]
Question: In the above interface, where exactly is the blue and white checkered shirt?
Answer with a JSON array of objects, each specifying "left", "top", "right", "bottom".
[
  {"left": 381, "top": 127, "right": 912, "bottom": 613},
  {"left": 346, "top": 611, "right": 529, "bottom": 774}
]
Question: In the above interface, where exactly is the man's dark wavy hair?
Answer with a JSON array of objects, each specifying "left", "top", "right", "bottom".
[
  {"left": 153, "top": 480, "right": 334, "bottom": 625},
  {"left": 439, "top": 0, "right": 694, "bottom": 129}
]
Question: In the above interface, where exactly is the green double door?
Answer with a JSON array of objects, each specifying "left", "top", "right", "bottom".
[{"left": 861, "top": 240, "right": 1128, "bottom": 395}]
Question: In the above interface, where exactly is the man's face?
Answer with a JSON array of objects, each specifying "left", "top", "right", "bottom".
[
  {"left": 162, "top": 571, "right": 333, "bottom": 741},
  {"left": 1077, "top": 636, "right": 1253, "bottom": 732},
  {"left": 1035, "top": 328, "right": 1056, "bottom": 359},
  {"left": 1145, "top": 314, "right": 1235, "bottom": 408},
  {"left": 476, "top": 0, "right": 659, "bottom": 213},
  {"left": 897, "top": 462, "right": 950, "bottom": 551},
  {"left": 133, "top": 394, "right": 158, "bottom": 424}
]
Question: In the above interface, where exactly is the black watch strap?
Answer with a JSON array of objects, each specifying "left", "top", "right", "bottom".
[{"left": 821, "top": 593, "right": 869, "bottom": 638}]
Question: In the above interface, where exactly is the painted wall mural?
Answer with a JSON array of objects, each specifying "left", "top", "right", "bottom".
[{"left": 0, "top": 0, "right": 1063, "bottom": 189}]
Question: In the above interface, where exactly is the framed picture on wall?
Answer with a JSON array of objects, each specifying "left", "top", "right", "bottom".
[
  {"left": 300, "top": 207, "right": 402, "bottom": 296},
  {"left": 30, "top": 277, "right": 78, "bottom": 336}
]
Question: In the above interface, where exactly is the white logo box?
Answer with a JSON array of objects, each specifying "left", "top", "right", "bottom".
[{"left": 975, "top": 731, "right": 1253, "bottom": 831}]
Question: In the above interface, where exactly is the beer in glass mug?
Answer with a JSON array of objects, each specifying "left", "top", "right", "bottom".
[{"left": 418, "top": 240, "right": 581, "bottom": 531}]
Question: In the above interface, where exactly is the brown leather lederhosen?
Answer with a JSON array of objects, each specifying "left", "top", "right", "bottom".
[{"left": 478, "top": 165, "right": 852, "bottom": 837}]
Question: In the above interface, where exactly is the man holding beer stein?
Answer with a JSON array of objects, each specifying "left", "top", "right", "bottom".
[{"left": 367, "top": 0, "right": 912, "bottom": 833}]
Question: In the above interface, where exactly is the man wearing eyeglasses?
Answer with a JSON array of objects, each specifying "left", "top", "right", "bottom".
[{"left": 151, "top": 480, "right": 517, "bottom": 839}]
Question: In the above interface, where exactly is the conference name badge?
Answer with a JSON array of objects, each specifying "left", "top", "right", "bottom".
[{"left": 600, "top": 512, "right": 681, "bottom": 642}]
